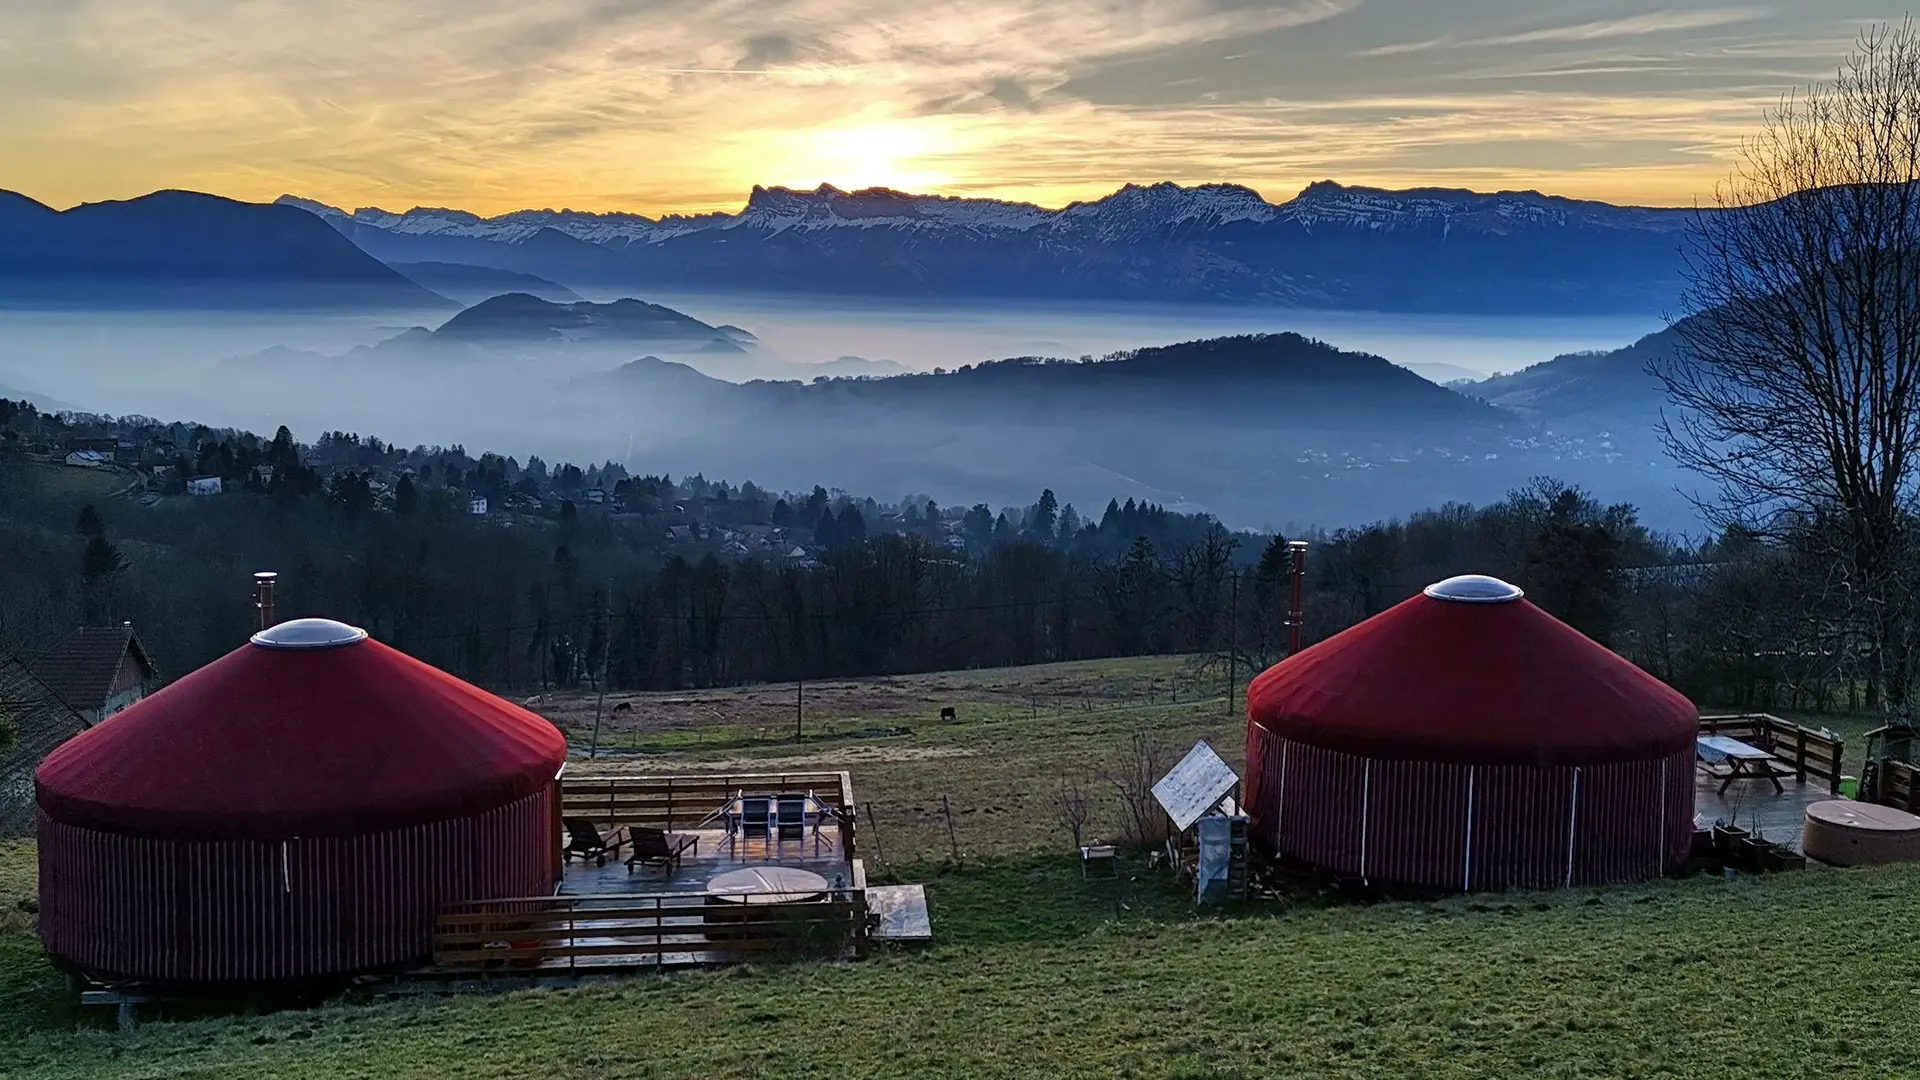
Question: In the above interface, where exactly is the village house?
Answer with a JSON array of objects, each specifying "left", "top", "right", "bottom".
[
  {"left": 27, "top": 623, "right": 160, "bottom": 726},
  {"left": 187, "top": 476, "right": 223, "bottom": 496}
]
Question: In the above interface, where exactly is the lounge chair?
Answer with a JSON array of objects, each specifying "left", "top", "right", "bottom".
[
  {"left": 776, "top": 795, "right": 807, "bottom": 843},
  {"left": 734, "top": 796, "right": 772, "bottom": 851},
  {"left": 562, "top": 817, "right": 629, "bottom": 866},
  {"left": 626, "top": 827, "right": 700, "bottom": 875}
]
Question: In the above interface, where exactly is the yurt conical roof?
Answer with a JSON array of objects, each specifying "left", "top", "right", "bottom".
[
  {"left": 35, "top": 619, "right": 567, "bottom": 840},
  {"left": 1247, "top": 575, "right": 1696, "bottom": 766}
]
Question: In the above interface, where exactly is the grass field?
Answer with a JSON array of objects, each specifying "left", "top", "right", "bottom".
[
  {"left": 5, "top": 656, "right": 1920, "bottom": 1079},
  {"left": 26, "top": 462, "right": 133, "bottom": 499}
]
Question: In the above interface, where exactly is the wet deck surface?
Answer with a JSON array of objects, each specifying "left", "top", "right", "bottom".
[
  {"left": 1694, "top": 765, "right": 1840, "bottom": 852},
  {"left": 560, "top": 827, "right": 852, "bottom": 899}
]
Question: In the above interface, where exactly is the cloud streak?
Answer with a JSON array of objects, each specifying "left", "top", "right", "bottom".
[{"left": 1359, "top": 7, "right": 1769, "bottom": 57}]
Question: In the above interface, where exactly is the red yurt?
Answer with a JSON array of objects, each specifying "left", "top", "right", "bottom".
[
  {"left": 35, "top": 618, "right": 567, "bottom": 984},
  {"left": 1245, "top": 575, "right": 1696, "bottom": 891}
]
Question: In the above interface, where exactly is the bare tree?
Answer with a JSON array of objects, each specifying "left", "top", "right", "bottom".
[
  {"left": 1052, "top": 778, "right": 1091, "bottom": 850},
  {"left": 1102, "top": 731, "right": 1172, "bottom": 850},
  {"left": 1655, "top": 21, "right": 1920, "bottom": 730}
]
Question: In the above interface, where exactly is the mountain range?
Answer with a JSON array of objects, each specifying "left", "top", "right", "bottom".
[
  {"left": 0, "top": 180, "right": 1700, "bottom": 315},
  {"left": 0, "top": 190, "right": 450, "bottom": 309},
  {"left": 280, "top": 181, "right": 1695, "bottom": 314}
]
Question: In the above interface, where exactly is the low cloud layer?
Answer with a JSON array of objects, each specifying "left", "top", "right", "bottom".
[{"left": 0, "top": 0, "right": 1894, "bottom": 214}]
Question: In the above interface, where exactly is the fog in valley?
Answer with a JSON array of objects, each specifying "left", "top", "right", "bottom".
[{"left": 0, "top": 296, "right": 1682, "bottom": 533}]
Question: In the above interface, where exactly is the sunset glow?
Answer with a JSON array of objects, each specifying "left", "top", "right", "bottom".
[{"left": 0, "top": 1, "right": 1897, "bottom": 214}]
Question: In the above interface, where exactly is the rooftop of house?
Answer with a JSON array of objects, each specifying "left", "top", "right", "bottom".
[
  {"left": 28, "top": 625, "right": 158, "bottom": 713},
  {"left": 0, "top": 650, "right": 87, "bottom": 828}
]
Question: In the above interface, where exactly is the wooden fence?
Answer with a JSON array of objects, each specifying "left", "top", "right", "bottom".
[
  {"left": 433, "top": 859, "right": 871, "bottom": 972},
  {"left": 1699, "top": 714, "right": 1846, "bottom": 794}
]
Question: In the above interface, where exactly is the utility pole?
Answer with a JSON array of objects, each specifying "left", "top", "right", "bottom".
[
  {"left": 589, "top": 578, "right": 612, "bottom": 760},
  {"left": 1287, "top": 541, "right": 1309, "bottom": 656},
  {"left": 1228, "top": 570, "right": 1239, "bottom": 715},
  {"left": 796, "top": 678, "right": 804, "bottom": 742}
]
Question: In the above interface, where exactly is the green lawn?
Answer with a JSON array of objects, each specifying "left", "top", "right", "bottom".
[
  {"left": 6, "top": 657, "right": 1920, "bottom": 1078},
  {"left": 7, "top": 852, "right": 1920, "bottom": 1078}
]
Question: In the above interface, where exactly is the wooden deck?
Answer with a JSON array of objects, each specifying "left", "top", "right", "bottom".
[
  {"left": 559, "top": 827, "right": 853, "bottom": 899},
  {"left": 406, "top": 772, "right": 913, "bottom": 982},
  {"left": 1694, "top": 766, "right": 1836, "bottom": 853}
]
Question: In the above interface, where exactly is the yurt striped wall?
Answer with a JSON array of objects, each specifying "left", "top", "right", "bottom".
[
  {"left": 1247, "top": 724, "right": 1693, "bottom": 890},
  {"left": 36, "top": 785, "right": 555, "bottom": 983}
]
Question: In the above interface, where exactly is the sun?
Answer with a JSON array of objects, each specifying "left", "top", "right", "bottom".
[{"left": 752, "top": 118, "right": 964, "bottom": 194}]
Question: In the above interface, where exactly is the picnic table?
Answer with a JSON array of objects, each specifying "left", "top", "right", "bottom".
[{"left": 1697, "top": 734, "right": 1791, "bottom": 795}]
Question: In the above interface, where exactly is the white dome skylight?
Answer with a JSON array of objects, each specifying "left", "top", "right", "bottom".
[
  {"left": 250, "top": 618, "right": 370, "bottom": 650},
  {"left": 1423, "top": 575, "right": 1524, "bottom": 604}
]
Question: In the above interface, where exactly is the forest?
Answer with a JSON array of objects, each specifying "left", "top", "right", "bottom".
[{"left": 0, "top": 397, "right": 1864, "bottom": 716}]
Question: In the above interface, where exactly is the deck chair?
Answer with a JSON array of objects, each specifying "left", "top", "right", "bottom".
[
  {"left": 625, "top": 827, "right": 699, "bottom": 875},
  {"left": 775, "top": 795, "right": 807, "bottom": 844},
  {"left": 734, "top": 796, "right": 772, "bottom": 851},
  {"left": 562, "top": 817, "right": 628, "bottom": 867}
]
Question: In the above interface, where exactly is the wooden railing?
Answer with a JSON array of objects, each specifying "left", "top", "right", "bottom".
[
  {"left": 1875, "top": 759, "right": 1920, "bottom": 811},
  {"left": 434, "top": 865, "right": 871, "bottom": 972},
  {"left": 1699, "top": 713, "right": 1846, "bottom": 794},
  {"left": 560, "top": 771, "right": 858, "bottom": 859}
]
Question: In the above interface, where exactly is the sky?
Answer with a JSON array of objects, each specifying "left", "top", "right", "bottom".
[{"left": 0, "top": 1, "right": 1899, "bottom": 215}]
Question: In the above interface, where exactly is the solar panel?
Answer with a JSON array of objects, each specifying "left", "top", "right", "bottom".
[{"left": 1153, "top": 740, "right": 1240, "bottom": 832}]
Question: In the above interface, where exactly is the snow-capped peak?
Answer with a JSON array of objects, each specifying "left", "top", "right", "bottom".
[
  {"left": 730, "top": 184, "right": 1051, "bottom": 235},
  {"left": 1278, "top": 180, "right": 1687, "bottom": 233}
]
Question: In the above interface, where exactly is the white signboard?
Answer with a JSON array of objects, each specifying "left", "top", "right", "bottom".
[{"left": 1153, "top": 739, "right": 1239, "bottom": 833}]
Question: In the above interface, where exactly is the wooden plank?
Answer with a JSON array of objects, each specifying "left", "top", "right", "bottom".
[
  {"left": 438, "top": 903, "right": 858, "bottom": 931},
  {"left": 435, "top": 934, "right": 858, "bottom": 962}
]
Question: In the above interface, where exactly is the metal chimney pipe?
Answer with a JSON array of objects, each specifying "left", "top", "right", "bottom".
[
  {"left": 253, "top": 571, "right": 278, "bottom": 631},
  {"left": 1286, "top": 541, "right": 1308, "bottom": 656}
]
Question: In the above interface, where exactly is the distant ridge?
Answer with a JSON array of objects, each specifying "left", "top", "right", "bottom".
[
  {"left": 389, "top": 261, "right": 582, "bottom": 304},
  {"left": 280, "top": 180, "right": 1695, "bottom": 315},
  {"left": 429, "top": 293, "right": 756, "bottom": 349}
]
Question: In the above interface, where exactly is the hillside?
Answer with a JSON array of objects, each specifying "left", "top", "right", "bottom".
[
  {"left": 281, "top": 180, "right": 1693, "bottom": 314},
  {"left": 0, "top": 190, "right": 451, "bottom": 310},
  {"left": 1474, "top": 324, "right": 1681, "bottom": 425},
  {"left": 549, "top": 334, "right": 1528, "bottom": 526},
  {"left": 742, "top": 333, "right": 1509, "bottom": 424}
]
